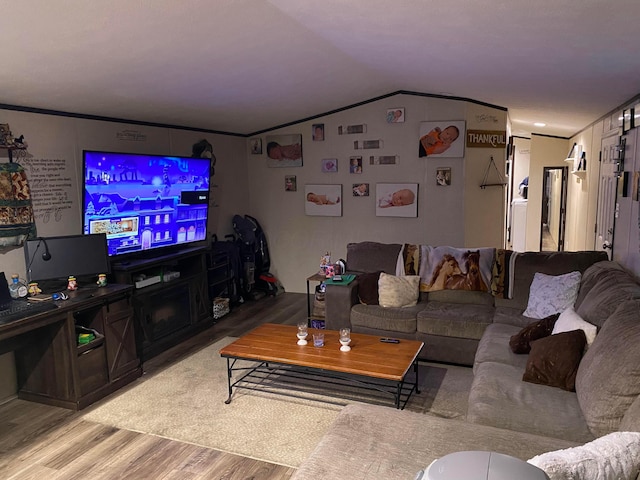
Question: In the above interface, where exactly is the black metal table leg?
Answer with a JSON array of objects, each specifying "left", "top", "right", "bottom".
[{"left": 224, "top": 357, "right": 233, "bottom": 404}]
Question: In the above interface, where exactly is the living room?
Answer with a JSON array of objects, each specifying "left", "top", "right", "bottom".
[{"left": 2, "top": 2, "right": 640, "bottom": 478}]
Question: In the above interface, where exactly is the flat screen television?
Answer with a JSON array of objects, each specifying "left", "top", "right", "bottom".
[
  {"left": 82, "top": 151, "right": 211, "bottom": 258},
  {"left": 24, "top": 234, "right": 110, "bottom": 286}
]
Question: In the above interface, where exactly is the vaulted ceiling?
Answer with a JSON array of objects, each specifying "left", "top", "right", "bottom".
[{"left": 2, "top": 0, "right": 639, "bottom": 138}]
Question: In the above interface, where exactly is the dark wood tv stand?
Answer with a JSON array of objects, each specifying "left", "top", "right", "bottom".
[
  {"left": 1, "top": 284, "right": 141, "bottom": 410},
  {"left": 111, "top": 246, "right": 212, "bottom": 361}
]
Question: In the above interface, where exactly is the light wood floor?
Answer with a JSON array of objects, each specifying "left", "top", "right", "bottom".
[{"left": 0, "top": 292, "right": 308, "bottom": 480}]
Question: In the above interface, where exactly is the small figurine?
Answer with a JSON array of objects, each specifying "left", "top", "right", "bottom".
[
  {"left": 320, "top": 251, "right": 331, "bottom": 274},
  {"left": 96, "top": 273, "right": 107, "bottom": 287},
  {"left": 67, "top": 275, "right": 78, "bottom": 291},
  {"left": 28, "top": 282, "right": 42, "bottom": 296}
]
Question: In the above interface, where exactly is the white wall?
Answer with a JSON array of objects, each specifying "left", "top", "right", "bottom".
[{"left": 245, "top": 94, "right": 507, "bottom": 293}]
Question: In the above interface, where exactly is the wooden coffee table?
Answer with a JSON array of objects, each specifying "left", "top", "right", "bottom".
[{"left": 219, "top": 323, "right": 424, "bottom": 409}]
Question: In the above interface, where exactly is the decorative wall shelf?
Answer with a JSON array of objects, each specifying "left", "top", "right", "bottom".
[{"left": 480, "top": 156, "right": 506, "bottom": 189}]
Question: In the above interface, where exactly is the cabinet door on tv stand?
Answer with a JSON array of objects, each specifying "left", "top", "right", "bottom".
[
  {"left": 190, "top": 275, "right": 211, "bottom": 324},
  {"left": 103, "top": 296, "right": 139, "bottom": 380}
]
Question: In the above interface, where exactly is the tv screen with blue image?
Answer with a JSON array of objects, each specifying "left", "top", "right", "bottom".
[{"left": 83, "top": 150, "right": 211, "bottom": 257}]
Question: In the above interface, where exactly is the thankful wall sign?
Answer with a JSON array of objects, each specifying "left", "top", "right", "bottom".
[{"left": 466, "top": 130, "right": 507, "bottom": 148}]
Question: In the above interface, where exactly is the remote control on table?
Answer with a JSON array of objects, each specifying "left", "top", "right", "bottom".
[{"left": 380, "top": 337, "right": 400, "bottom": 343}]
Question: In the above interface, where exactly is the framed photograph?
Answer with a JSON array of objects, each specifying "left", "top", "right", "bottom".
[
  {"left": 285, "top": 175, "right": 297, "bottom": 192},
  {"left": 386, "top": 108, "right": 405, "bottom": 123},
  {"left": 376, "top": 183, "right": 418, "bottom": 217},
  {"left": 354, "top": 140, "right": 383, "bottom": 149},
  {"left": 266, "top": 134, "right": 302, "bottom": 167},
  {"left": 623, "top": 108, "right": 634, "bottom": 134},
  {"left": 321, "top": 158, "right": 338, "bottom": 173},
  {"left": 305, "top": 184, "right": 342, "bottom": 217},
  {"left": 352, "top": 183, "right": 369, "bottom": 196},
  {"left": 312, "top": 123, "right": 325, "bottom": 141},
  {"left": 250, "top": 137, "right": 262, "bottom": 155},
  {"left": 349, "top": 156, "right": 363, "bottom": 174},
  {"left": 418, "top": 121, "right": 466, "bottom": 158},
  {"left": 369, "top": 155, "right": 398, "bottom": 165},
  {"left": 436, "top": 167, "right": 451, "bottom": 186}
]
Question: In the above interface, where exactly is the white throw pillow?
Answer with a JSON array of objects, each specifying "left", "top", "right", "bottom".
[
  {"left": 552, "top": 306, "right": 597, "bottom": 348},
  {"left": 378, "top": 273, "right": 420, "bottom": 308},
  {"left": 523, "top": 271, "right": 582, "bottom": 319},
  {"left": 528, "top": 431, "right": 640, "bottom": 480}
]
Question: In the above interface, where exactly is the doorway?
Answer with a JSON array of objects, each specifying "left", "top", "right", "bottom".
[{"left": 540, "top": 166, "right": 568, "bottom": 251}]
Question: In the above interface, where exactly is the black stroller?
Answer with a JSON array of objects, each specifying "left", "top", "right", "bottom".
[{"left": 232, "top": 214, "right": 278, "bottom": 298}]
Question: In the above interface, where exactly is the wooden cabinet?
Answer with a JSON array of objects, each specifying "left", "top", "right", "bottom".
[
  {"left": 111, "top": 247, "right": 212, "bottom": 361},
  {"left": 12, "top": 285, "right": 141, "bottom": 410}
]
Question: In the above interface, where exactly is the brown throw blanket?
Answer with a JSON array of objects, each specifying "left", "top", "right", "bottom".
[{"left": 398, "top": 244, "right": 516, "bottom": 297}]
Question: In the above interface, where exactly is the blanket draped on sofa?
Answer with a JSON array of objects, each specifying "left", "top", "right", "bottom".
[{"left": 396, "top": 245, "right": 517, "bottom": 297}]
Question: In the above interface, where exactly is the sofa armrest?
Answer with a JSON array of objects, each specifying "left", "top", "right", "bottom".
[{"left": 324, "top": 281, "right": 360, "bottom": 330}]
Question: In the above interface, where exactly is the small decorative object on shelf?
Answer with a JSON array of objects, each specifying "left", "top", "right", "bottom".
[
  {"left": 319, "top": 251, "right": 331, "bottom": 275},
  {"left": 28, "top": 282, "right": 41, "bottom": 296},
  {"left": 96, "top": 273, "right": 108, "bottom": 287},
  {"left": 339, "top": 328, "right": 351, "bottom": 352},
  {"left": 297, "top": 321, "right": 308, "bottom": 345},
  {"left": 9, "top": 274, "right": 28, "bottom": 299},
  {"left": 67, "top": 275, "right": 78, "bottom": 291},
  {"left": 313, "top": 332, "right": 325, "bottom": 347}
]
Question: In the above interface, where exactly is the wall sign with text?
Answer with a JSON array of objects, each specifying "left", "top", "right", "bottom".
[{"left": 466, "top": 130, "right": 507, "bottom": 148}]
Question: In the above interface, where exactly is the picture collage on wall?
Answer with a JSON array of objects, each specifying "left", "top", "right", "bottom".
[{"left": 249, "top": 106, "right": 467, "bottom": 216}]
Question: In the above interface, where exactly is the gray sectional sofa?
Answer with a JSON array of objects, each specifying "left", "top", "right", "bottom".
[
  {"left": 325, "top": 241, "right": 607, "bottom": 365},
  {"left": 297, "top": 242, "right": 640, "bottom": 479}
]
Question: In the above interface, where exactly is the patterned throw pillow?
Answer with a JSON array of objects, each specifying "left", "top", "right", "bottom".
[
  {"left": 378, "top": 273, "right": 420, "bottom": 308},
  {"left": 522, "top": 271, "right": 582, "bottom": 319}
]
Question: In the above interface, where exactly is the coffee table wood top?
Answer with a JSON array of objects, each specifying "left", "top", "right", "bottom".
[{"left": 219, "top": 323, "right": 423, "bottom": 381}]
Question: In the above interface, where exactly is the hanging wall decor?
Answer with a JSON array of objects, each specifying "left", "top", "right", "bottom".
[
  {"left": 418, "top": 121, "right": 465, "bottom": 158},
  {"left": 305, "top": 184, "right": 342, "bottom": 216},
  {"left": 266, "top": 134, "right": 302, "bottom": 167},
  {"left": 250, "top": 138, "right": 262, "bottom": 154},
  {"left": 352, "top": 183, "right": 369, "bottom": 196},
  {"left": 285, "top": 175, "right": 296, "bottom": 192},
  {"left": 312, "top": 124, "right": 325, "bottom": 141},
  {"left": 375, "top": 183, "right": 418, "bottom": 217},
  {"left": 321, "top": 158, "right": 338, "bottom": 172},
  {"left": 386, "top": 108, "right": 405, "bottom": 123}
]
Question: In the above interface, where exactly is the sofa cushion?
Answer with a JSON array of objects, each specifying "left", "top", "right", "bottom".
[
  {"left": 346, "top": 241, "right": 401, "bottom": 274},
  {"left": 291, "top": 403, "right": 578, "bottom": 480},
  {"left": 468, "top": 361, "right": 594, "bottom": 443},
  {"left": 357, "top": 271, "right": 381, "bottom": 305},
  {"left": 522, "top": 329, "right": 586, "bottom": 392},
  {"left": 474, "top": 322, "right": 529, "bottom": 372},
  {"left": 351, "top": 303, "right": 421, "bottom": 334},
  {"left": 509, "top": 313, "right": 559, "bottom": 354},
  {"left": 575, "top": 261, "right": 640, "bottom": 329},
  {"left": 522, "top": 271, "right": 582, "bottom": 319},
  {"left": 552, "top": 306, "right": 597, "bottom": 348},
  {"left": 427, "top": 289, "right": 494, "bottom": 306},
  {"left": 417, "top": 301, "right": 493, "bottom": 340},
  {"left": 495, "top": 251, "right": 607, "bottom": 311},
  {"left": 528, "top": 432, "right": 640, "bottom": 480},
  {"left": 493, "top": 306, "right": 542, "bottom": 328},
  {"left": 378, "top": 273, "right": 420, "bottom": 307},
  {"left": 576, "top": 300, "right": 640, "bottom": 437}
]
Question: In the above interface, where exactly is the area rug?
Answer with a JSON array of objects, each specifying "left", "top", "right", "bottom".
[{"left": 83, "top": 337, "right": 473, "bottom": 468}]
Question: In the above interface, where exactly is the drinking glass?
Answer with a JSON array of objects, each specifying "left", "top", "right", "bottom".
[
  {"left": 339, "top": 327, "right": 351, "bottom": 351},
  {"left": 297, "top": 321, "right": 308, "bottom": 345}
]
